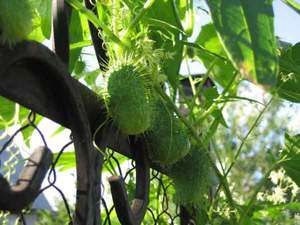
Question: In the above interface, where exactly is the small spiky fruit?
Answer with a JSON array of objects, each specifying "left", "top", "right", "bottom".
[
  {"left": 0, "top": 0, "right": 33, "bottom": 45},
  {"left": 107, "top": 65, "right": 153, "bottom": 135},
  {"left": 169, "top": 146, "right": 211, "bottom": 205},
  {"left": 147, "top": 100, "right": 190, "bottom": 165}
]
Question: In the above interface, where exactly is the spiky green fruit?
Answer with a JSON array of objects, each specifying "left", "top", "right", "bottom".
[
  {"left": 169, "top": 147, "right": 211, "bottom": 205},
  {"left": 0, "top": 0, "right": 33, "bottom": 45},
  {"left": 146, "top": 100, "right": 190, "bottom": 165},
  {"left": 107, "top": 65, "right": 153, "bottom": 135}
]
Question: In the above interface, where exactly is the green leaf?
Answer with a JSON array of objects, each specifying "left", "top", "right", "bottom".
[
  {"left": 50, "top": 126, "right": 65, "bottom": 138},
  {"left": 254, "top": 201, "right": 300, "bottom": 213},
  {"left": 0, "top": 96, "right": 16, "bottom": 129},
  {"left": 144, "top": 0, "right": 184, "bottom": 87},
  {"left": 74, "top": 60, "right": 86, "bottom": 76},
  {"left": 176, "top": 0, "right": 194, "bottom": 36},
  {"left": 194, "top": 23, "right": 236, "bottom": 87},
  {"left": 66, "top": 0, "right": 125, "bottom": 47},
  {"left": 206, "top": 0, "right": 278, "bottom": 86},
  {"left": 69, "top": 10, "right": 84, "bottom": 73},
  {"left": 83, "top": 69, "right": 100, "bottom": 87},
  {"left": 281, "top": 133, "right": 300, "bottom": 187},
  {"left": 37, "top": 0, "right": 52, "bottom": 39},
  {"left": 276, "top": 42, "right": 300, "bottom": 102},
  {"left": 70, "top": 40, "right": 92, "bottom": 50},
  {"left": 211, "top": 109, "right": 228, "bottom": 128},
  {"left": 252, "top": 202, "right": 300, "bottom": 223},
  {"left": 53, "top": 150, "right": 128, "bottom": 172},
  {"left": 28, "top": 11, "right": 46, "bottom": 42},
  {"left": 203, "top": 86, "right": 219, "bottom": 107},
  {"left": 53, "top": 151, "right": 76, "bottom": 171}
]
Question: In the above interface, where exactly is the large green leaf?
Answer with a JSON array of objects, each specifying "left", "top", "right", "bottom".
[
  {"left": 281, "top": 133, "right": 300, "bottom": 187},
  {"left": 195, "top": 23, "right": 236, "bottom": 88},
  {"left": 206, "top": 0, "right": 278, "bottom": 86},
  {"left": 277, "top": 42, "right": 300, "bottom": 102},
  {"left": 36, "top": 0, "right": 52, "bottom": 39},
  {"left": 28, "top": 11, "right": 46, "bottom": 42},
  {"left": 143, "top": 0, "right": 184, "bottom": 87}
]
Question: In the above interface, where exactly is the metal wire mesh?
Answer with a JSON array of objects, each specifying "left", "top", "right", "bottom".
[
  {"left": 101, "top": 150, "right": 181, "bottom": 225},
  {"left": 0, "top": 103, "right": 182, "bottom": 225},
  {"left": 0, "top": 110, "right": 73, "bottom": 225}
]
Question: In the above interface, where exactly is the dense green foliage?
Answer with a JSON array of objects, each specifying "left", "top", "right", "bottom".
[
  {"left": 0, "top": 0, "right": 33, "bottom": 45},
  {"left": 1, "top": 0, "right": 300, "bottom": 224}
]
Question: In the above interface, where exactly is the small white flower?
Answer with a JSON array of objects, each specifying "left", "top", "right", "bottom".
[
  {"left": 268, "top": 186, "right": 286, "bottom": 204},
  {"left": 257, "top": 192, "right": 265, "bottom": 201},
  {"left": 269, "top": 169, "right": 285, "bottom": 185},
  {"left": 291, "top": 181, "right": 300, "bottom": 197}
]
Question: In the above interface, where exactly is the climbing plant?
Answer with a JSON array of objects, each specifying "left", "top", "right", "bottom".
[{"left": 0, "top": 0, "right": 300, "bottom": 224}]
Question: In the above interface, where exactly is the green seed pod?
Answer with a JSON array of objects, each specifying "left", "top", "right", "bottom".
[
  {"left": 107, "top": 65, "right": 153, "bottom": 135},
  {"left": 0, "top": 0, "right": 33, "bottom": 46},
  {"left": 147, "top": 100, "right": 190, "bottom": 165},
  {"left": 169, "top": 146, "right": 211, "bottom": 206}
]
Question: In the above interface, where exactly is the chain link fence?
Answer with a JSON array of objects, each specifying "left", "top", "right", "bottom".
[{"left": 0, "top": 104, "right": 182, "bottom": 225}]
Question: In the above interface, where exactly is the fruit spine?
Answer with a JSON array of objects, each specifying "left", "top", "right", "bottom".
[
  {"left": 169, "top": 146, "right": 211, "bottom": 205},
  {"left": 146, "top": 100, "right": 190, "bottom": 165},
  {"left": 107, "top": 64, "right": 153, "bottom": 135}
]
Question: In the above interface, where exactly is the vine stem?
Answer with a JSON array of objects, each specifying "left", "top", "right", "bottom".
[
  {"left": 185, "top": 59, "right": 196, "bottom": 96},
  {"left": 123, "top": 0, "right": 157, "bottom": 38},
  {"left": 182, "top": 41, "right": 229, "bottom": 62},
  {"left": 190, "top": 59, "right": 216, "bottom": 110},
  {"left": 171, "top": 0, "right": 185, "bottom": 32},
  {"left": 210, "top": 96, "right": 272, "bottom": 215},
  {"left": 281, "top": 0, "right": 300, "bottom": 13},
  {"left": 154, "top": 85, "right": 236, "bottom": 208},
  {"left": 197, "top": 71, "right": 238, "bottom": 124},
  {"left": 238, "top": 158, "right": 287, "bottom": 225},
  {"left": 112, "top": 0, "right": 120, "bottom": 35},
  {"left": 224, "top": 98, "right": 273, "bottom": 178},
  {"left": 66, "top": 0, "right": 127, "bottom": 47}
]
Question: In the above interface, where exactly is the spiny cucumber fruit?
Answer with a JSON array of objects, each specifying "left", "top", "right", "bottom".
[
  {"left": 0, "top": 0, "right": 33, "bottom": 45},
  {"left": 168, "top": 146, "right": 211, "bottom": 205},
  {"left": 146, "top": 100, "right": 190, "bottom": 165},
  {"left": 107, "top": 65, "right": 153, "bottom": 135}
]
